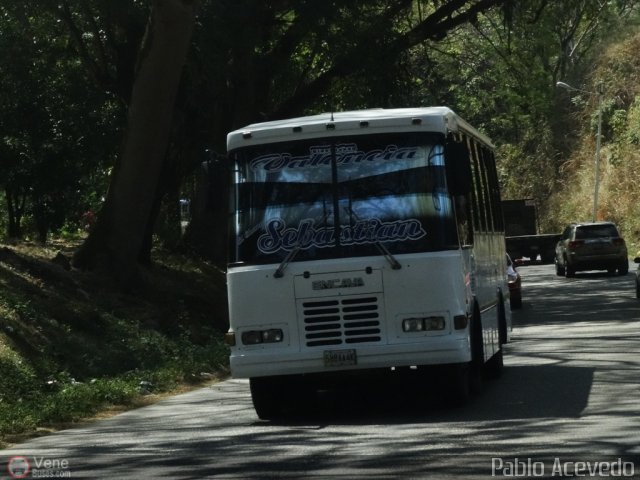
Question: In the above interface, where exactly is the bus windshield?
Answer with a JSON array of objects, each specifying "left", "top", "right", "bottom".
[{"left": 230, "top": 132, "right": 458, "bottom": 265}]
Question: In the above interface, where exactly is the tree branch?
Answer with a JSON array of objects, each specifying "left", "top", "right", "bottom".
[
  {"left": 271, "top": 0, "right": 506, "bottom": 119},
  {"left": 57, "top": 1, "right": 115, "bottom": 97}
]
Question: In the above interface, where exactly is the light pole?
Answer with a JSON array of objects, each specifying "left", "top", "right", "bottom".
[{"left": 556, "top": 81, "right": 604, "bottom": 222}]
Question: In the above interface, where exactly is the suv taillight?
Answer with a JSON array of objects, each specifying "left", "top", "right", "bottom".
[{"left": 568, "top": 240, "right": 584, "bottom": 249}]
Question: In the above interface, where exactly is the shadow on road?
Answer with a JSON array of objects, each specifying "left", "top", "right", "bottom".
[
  {"left": 262, "top": 363, "right": 593, "bottom": 425},
  {"left": 513, "top": 267, "right": 638, "bottom": 326}
]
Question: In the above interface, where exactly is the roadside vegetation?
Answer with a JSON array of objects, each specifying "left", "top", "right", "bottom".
[
  {"left": 546, "top": 31, "right": 640, "bottom": 253},
  {"left": 0, "top": 237, "right": 229, "bottom": 447}
]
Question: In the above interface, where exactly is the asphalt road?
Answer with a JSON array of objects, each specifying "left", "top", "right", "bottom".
[{"left": 2, "top": 263, "right": 640, "bottom": 479}]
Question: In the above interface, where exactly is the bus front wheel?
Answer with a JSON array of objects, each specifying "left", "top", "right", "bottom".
[
  {"left": 446, "top": 363, "right": 471, "bottom": 406},
  {"left": 250, "top": 376, "right": 286, "bottom": 420}
]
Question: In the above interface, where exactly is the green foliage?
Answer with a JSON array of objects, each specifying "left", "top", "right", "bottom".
[
  {"left": 1, "top": 0, "right": 638, "bottom": 247},
  {"left": 0, "top": 3, "right": 124, "bottom": 241},
  {"left": 547, "top": 31, "right": 640, "bottom": 244},
  {"left": 626, "top": 97, "right": 640, "bottom": 145},
  {"left": 411, "top": 1, "right": 640, "bottom": 232},
  {"left": 0, "top": 350, "right": 40, "bottom": 404},
  {"left": 0, "top": 242, "right": 229, "bottom": 439}
]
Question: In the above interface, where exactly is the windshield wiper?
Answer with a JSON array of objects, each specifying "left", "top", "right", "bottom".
[
  {"left": 273, "top": 245, "right": 301, "bottom": 278},
  {"left": 344, "top": 206, "right": 401, "bottom": 270},
  {"left": 374, "top": 241, "right": 402, "bottom": 270},
  {"left": 274, "top": 206, "right": 332, "bottom": 279}
]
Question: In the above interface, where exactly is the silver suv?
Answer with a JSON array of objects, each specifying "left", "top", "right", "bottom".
[{"left": 555, "top": 222, "right": 628, "bottom": 277}]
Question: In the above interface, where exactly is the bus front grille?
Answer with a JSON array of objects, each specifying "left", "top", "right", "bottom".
[{"left": 301, "top": 296, "right": 382, "bottom": 347}]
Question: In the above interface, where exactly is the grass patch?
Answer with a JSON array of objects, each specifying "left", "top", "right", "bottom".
[{"left": 0, "top": 240, "right": 229, "bottom": 446}]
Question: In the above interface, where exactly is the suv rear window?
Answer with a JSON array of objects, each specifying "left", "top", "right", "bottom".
[{"left": 574, "top": 224, "right": 619, "bottom": 239}]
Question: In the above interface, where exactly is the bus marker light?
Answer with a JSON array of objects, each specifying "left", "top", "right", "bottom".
[
  {"left": 454, "top": 315, "right": 468, "bottom": 330},
  {"left": 225, "top": 332, "right": 236, "bottom": 346}
]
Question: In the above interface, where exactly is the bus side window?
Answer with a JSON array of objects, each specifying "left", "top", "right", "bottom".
[
  {"left": 478, "top": 144, "right": 496, "bottom": 233},
  {"left": 445, "top": 136, "right": 473, "bottom": 247},
  {"left": 468, "top": 138, "right": 488, "bottom": 232},
  {"left": 454, "top": 193, "right": 473, "bottom": 247},
  {"left": 484, "top": 148, "right": 504, "bottom": 232}
]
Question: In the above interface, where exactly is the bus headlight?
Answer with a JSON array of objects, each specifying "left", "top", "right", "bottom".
[
  {"left": 402, "top": 316, "right": 445, "bottom": 332},
  {"left": 402, "top": 318, "right": 424, "bottom": 332},
  {"left": 241, "top": 329, "right": 284, "bottom": 345},
  {"left": 262, "top": 329, "right": 284, "bottom": 343}
]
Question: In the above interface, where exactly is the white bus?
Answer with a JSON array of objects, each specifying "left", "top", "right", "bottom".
[{"left": 225, "top": 107, "right": 511, "bottom": 419}]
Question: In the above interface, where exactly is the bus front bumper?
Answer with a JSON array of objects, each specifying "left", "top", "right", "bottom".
[{"left": 229, "top": 339, "right": 471, "bottom": 379}]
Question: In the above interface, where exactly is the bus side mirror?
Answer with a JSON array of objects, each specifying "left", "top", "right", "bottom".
[{"left": 445, "top": 141, "right": 472, "bottom": 195}]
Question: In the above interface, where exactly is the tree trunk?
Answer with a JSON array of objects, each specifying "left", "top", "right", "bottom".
[
  {"left": 72, "top": 0, "right": 198, "bottom": 286},
  {"left": 182, "top": 156, "right": 228, "bottom": 268},
  {"left": 33, "top": 204, "right": 50, "bottom": 244},
  {"left": 4, "top": 188, "right": 26, "bottom": 239}
]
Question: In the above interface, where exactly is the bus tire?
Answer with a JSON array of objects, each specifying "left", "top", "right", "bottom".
[
  {"left": 498, "top": 294, "right": 508, "bottom": 345},
  {"left": 469, "top": 304, "right": 484, "bottom": 394},
  {"left": 445, "top": 363, "right": 471, "bottom": 407},
  {"left": 510, "top": 294, "right": 522, "bottom": 310},
  {"left": 250, "top": 376, "right": 284, "bottom": 420},
  {"left": 485, "top": 348, "right": 504, "bottom": 379}
]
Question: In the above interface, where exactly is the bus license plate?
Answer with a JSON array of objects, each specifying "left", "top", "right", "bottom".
[{"left": 324, "top": 349, "right": 357, "bottom": 367}]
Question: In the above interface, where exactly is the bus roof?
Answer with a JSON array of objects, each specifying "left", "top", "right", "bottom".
[{"left": 226, "top": 107, "right": 494, "bottom": 151}]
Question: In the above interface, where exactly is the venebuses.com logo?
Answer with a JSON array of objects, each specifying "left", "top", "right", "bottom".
[
  {"left": 6, "top": 455, "right": 71, "bottom": 478},
  {"left": 7, "top": 456, "right": 30, "bottom": 479}
]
